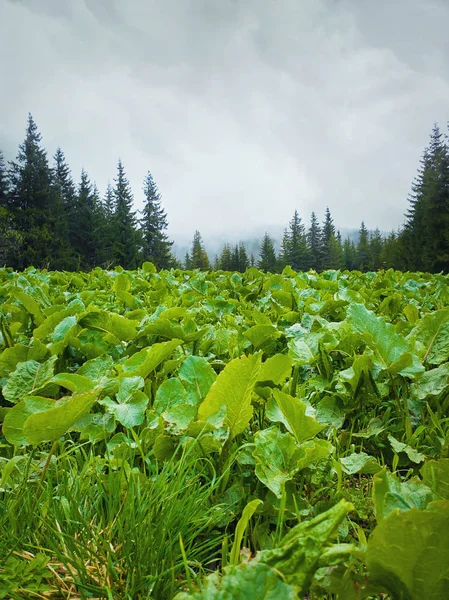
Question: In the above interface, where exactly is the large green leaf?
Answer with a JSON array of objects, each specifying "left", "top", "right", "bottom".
[
  {"left": 257, "top": 499, "right": 354, "bottom": 593},
  {"left": 366, "top": 501, "right": 449, "bottom": 599},
  {"left": 122, "top": 339, "right": 182, "bottom": 378},
  {"left": 175, "top": 562, "right": 297, "bottom": 600},
  {"left": 23, "top": 390, "right": 98, "bottom": 445},
  {"left": 412, "top": 363, "right": 449, "bottom": 400},
  {"left": 99, "top": 376, "right": 148, "bottom": 428},
  {"left": 2, "top": 397, "right": 56, "bottom": 446},
  {"left": 340, "top": 452, "right": 382, "bottom": 475},
  {"left": 267, "top": 389, "right": 324, "bottom": 443},
  {"left": 79, "top": 311, "right": 138, "bottom": 341},
  {"left": 253, "top": 427, "right": 305, "bottom": 498},
  {"left": 2, "top": 357, "right": 57, "bottom": 404},
  {"left": 198, "top": 353, "right": 262, "bottom": 439},
  {"left": 243, "top": 325, "right": 279, "bottom": 349},
  {"left": 258, "top": 354, "right": 293, "bottom": 385},
  {"left": 373, "top": 468, "right": 435, "bottom": 521},
  {"left": 179, "top": 355, "right": 216, "bottom": 404},
  {"left": 347, "top": 304, "right": 423, "bottom": 377},
  {"left": 408, "top": 308, "right": 449, "bottom": 365}
]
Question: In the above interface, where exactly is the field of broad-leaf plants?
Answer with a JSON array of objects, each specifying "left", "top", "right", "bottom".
[{"left": 0, "top": 264, "right": 449, "bottom": 599}]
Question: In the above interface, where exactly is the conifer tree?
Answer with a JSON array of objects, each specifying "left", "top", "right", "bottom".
[
  {"left": 403, "top": 124, "right": 449, "bottom": 271},
  {"left": 70, "top": 170, "right": 101, "bottom": 269},
  {"left": 190, "top": 231, "right": 210, "bottom": 270},
  {"left": 140, "top": 171, "right": 173, "bottom": 269},
  {"left": 356, "top": 222, "right": 370, "bottom": 271},
  {"left": 307, "top": 211, "right": 321, "bottom": 271},
  {"left": 218, "top": 243, "right": 233, "bottom": 270},
  {"left": 278, "top": 229, "right": 290, "bottom": 271},
  {"left": 257, "top": 233, "right": 277, "bottom": 272},
  {"left": 184, "top": 252, "right": 192, "bottom": 270},
  {"left": 7, "top": 114, "right": 57, "bottom": 268},
  {"left": 112, "top": 160, "right": 139, "bottom": 269},
  {"left": 342, "top": 238, "right": 357, "bottom": 270},
  {"left": 238, "top": 242, "right": 249, "bottom": 272},
  {"left": 50, "top": 148, "right": 76, "bottom": 269},
  {"left": 96, "top": 184, "right": 115, "bottom": 267},
  {"left": 369, "top": 229, "right": 384, "bottom": 271},
  {"left": 321, "top": 207, "right": 338, "bottom": 270},
  {"left": 0, "top": 150, "right": 22, "bottom": 266},
  {"left": 289, "top": 210, "right": 309, "bottom": 270}
]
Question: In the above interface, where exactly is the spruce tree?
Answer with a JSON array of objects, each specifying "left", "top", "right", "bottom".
[
  {"left": 321, "top": 207, "right": 338, "bottom": 270},
  {"left": 7, "top": 114, "right": 55, "bottom": 268},
  {"left": 140, "top": 171, "right": 173, "bottom": 269},
  {"left": 97, "top": 184, "right": 115, "bottom": 267},
  {"left": 356, "top": 222, "right": 370, "bottom": 271},
  {"left": 218, "top": 243, "right": 233, "bottom": 270},
  {"left": 342, "top": 238, "right": 357, "bottom": 270},
  {"left": 112, "top": 160, "right": 139, "bottom": 269},
  {"left": 307, "top": 211, "right": 322, "bottom": 271},
  {"left": 70, "top": 170, "right": 101, "bottom": 269},
  {"left": 403, "top": 124, "right": 449, "bottom": 271},
  {"left": 50, "top": 148, "right": 76, "bottom": 269},
  {"left": 0, "top": 150, "right": 22, "bottom": 266},
  {"left": 290, "top": 210, "right": 309, "bottom": 270},
  {"left": 190, "top": 231, "right": 210, "bottom": 270},
  {"left": 257, "top": 233, "right": 277, "bottom": 272},
  {"left": 369, "top": 229, "right": 384, "bottom": 271},
  {"left": 278, "top": 229, "right": 290, "bottom": 271},
  {"left": 238, "top": 242, "right": 249, "bottom": 272}
]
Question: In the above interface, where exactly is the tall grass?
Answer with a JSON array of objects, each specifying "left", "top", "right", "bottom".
[{"left": 0, "top": 440, "right": 225, "bottom": 599}]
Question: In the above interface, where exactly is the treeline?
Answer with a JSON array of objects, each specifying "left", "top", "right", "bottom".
[
  {"left": 0, "top": 114, "right": 175, "bottom": 271},
  {"left": 186, "top": 210, "right": 393, "bottom": 273},
  {"left": 1, "top": 115, "right": 449, "bottom": 273}
]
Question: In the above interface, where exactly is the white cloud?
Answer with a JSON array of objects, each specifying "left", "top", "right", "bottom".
[{"left": 1, "top": 0, "right": 449, "bottom": 244}]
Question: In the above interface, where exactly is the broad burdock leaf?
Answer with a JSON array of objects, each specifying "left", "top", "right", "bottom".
[
  {"left": 122, "top": 339, "right": 182, "bottom": 378},
  {"left": 347, "top": 303, "right": 424, "bottom": 377},
  {"left": 179, "top": 355, "right": 216, "bottom": 404},
  {"left": 366, "top": 501, "right": 449, "bottom": 600},
  {"left": 421, "top": 459, "right": 449, "bottom": 500},
  {"left": 373, "top": 468, "right": 435, "bottom": 521},
  {"left": 79, "top": 310, "right": 139, "bottom": 341},
  {"left": 258, "top": 354, "right": 293, "bottom": 385},
  {"left": 198, "top": 353, "right": 262, "bottom": 439},
  {"left": 268, "top": 389, "right": 325, "bottom": 443},
  {"left": 23, "top": 390, "right": 99, "bottom": 445},
  {"left": 408, "top": 307, "right": 449, "bottom": 365},
  {"left": 388, "top": 435, "right": 425, "bottom": 464},
  {"left": 2, "top": 356, "right": 57, "bottom": 404},
  {"left": 3, "top": 397, "right": 56, "bottom": 446},
  {"left": 340, "top": 452, "right": 382, "bottom": 475}
]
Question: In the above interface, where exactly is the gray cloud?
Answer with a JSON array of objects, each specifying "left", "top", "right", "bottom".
[{"left": 1, "top": 0, "right": 449, "bottom": 244}]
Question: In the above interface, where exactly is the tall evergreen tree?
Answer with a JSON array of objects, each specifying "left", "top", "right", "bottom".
[
  {"left": 190, "top": 231, "right": 210, "bottom": 270},
  {"left": 356, "top": 221, "right": 370, "bottom": 271},
  {"left": 403, "top": 124, "right": 449, "bottom": 271},
  {"left": 321, "top": 207, "right": 338, "bottom": 270},
  {"left": 7, "top": 114, "right": 56, "bottom": 268},
  {"left": 96, "top": 183, "right": 115, "bottom": 267},
  {"left": 286, "top": 210, "right": 309, "bottom": 271},
  {"left": 70, "top": 170, "right": 101, "bottom": 269},
  {"left": 342, "top": 238, "right": 357, "bottom": 270},
  {"left": 307, "top": 211, "right": 322, "bottom": 271},
  {"left": 238, "top": 242, "right": 249, "bottom": 272},
  {"left": 140, "top": 171, "right": 173, "bottom": 269},
  {"left": 257, "top": 232, "right": 277, "bottom": 272},
  {"left": 0, "top": 150, "right": 22, "bottom": 266},
  {"left": 50, "top": 148, "right": 76, "bottom": 269},
  {"left": 369, "top": 228, "right": 384, "bottom": 271},
  {"left": 218, "top": 243, "right": 233, "bottom": 270},
  {"left": 112, "top": 160, "right": 139, "bottom": 269}
]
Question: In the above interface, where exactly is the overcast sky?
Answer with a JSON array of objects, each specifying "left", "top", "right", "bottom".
[{"left": 1, "top": 0, "right": 449, "bottom": 244}]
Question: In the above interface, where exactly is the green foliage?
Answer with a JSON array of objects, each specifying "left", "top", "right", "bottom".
[{"left": 0, "top": 266, "right": 448, "bottom": 598}]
